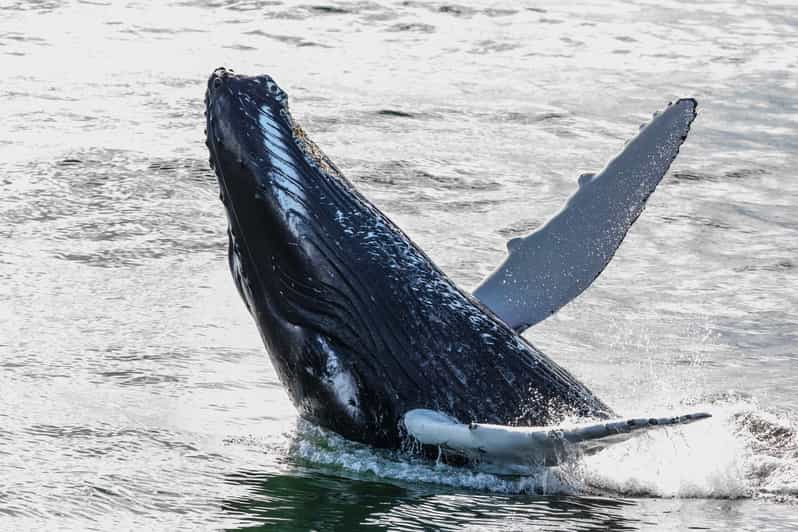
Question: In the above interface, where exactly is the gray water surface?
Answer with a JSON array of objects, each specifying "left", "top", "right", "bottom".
[{"left": 2, "top": 1, "right": 797, "bottom": 530}]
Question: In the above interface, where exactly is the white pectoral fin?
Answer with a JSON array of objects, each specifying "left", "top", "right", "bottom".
[
  {"left": 404, "top": 409, "right": 711, "bottom": 466},
  {"left": 473, "top": 99, "right": 698, "bottom": 332},
  {"left": 559, "top": 412, "right": 711, "bottom": 455}
]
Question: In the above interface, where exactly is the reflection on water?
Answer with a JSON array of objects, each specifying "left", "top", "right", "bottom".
[
  {"left": 1, "top": 0, "right": 797, "bottom": 530},
  {"left": 223, "top": 469, "right": 637, "bottom": 531}
]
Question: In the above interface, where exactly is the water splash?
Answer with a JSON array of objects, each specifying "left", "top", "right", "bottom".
[{"left": 290, "top": 396, "right": 798, "bottom": 502}]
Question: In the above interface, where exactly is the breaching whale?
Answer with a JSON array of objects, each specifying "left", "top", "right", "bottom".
[{"left": 205, "top": 67, "right": 709, "bottom": 465}]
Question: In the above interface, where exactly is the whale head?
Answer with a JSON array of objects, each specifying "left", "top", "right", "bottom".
[
  {"left": 205, "top": 67, "right": 291, "bottom": 199},
  {"left": 205, "top": 68, "right": 399, "bottom": 445}
]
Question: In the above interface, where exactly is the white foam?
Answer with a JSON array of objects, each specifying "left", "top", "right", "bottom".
[
  {"left": 292, "top": 420, "right": 576, "bottom": 495},
  {"left": 580, "top": 404, "right": 751, "bottom": 498},
  {"left": 291, "top": 397, "right": 798, "bottom": 500}
]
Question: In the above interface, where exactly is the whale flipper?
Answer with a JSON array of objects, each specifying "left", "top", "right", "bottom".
[
  {"left": 404, "top": 408, "right": 710, "bottom": 466},
  {"left": 473, "top": 99, "right": 698, "bottom": 332}
]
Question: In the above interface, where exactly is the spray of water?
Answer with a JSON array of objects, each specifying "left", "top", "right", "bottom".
[{"left": 288, "top": 394, "right": 797, "bottom": 501}]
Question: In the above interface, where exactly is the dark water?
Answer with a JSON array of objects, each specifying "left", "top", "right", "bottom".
[{"left": 2, "top": 0, "right": 797, "bottom": 530}]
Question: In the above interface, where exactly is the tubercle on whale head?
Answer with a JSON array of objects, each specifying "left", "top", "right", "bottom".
[
  {"left": 205, "top": 67, "right": 288, "bottom": 160},
  {"left": 206, "top": 66, "right": 288, "bottom": 110},
  {"left": 204, "top": 67, "right": 345, "bottom": 197}
]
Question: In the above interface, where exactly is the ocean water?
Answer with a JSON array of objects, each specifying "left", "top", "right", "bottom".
[{"left": 1, "top": 0, "right": 797, "bottom": 530}]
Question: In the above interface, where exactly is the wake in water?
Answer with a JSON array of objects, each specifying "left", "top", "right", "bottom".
[{"left": 287, "top": 394, "right": 798, "bottom": 502}]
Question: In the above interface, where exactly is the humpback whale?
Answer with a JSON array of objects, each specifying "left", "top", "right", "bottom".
[{"left": 205, "top": 67, "right": 708, "bottom": 464}]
